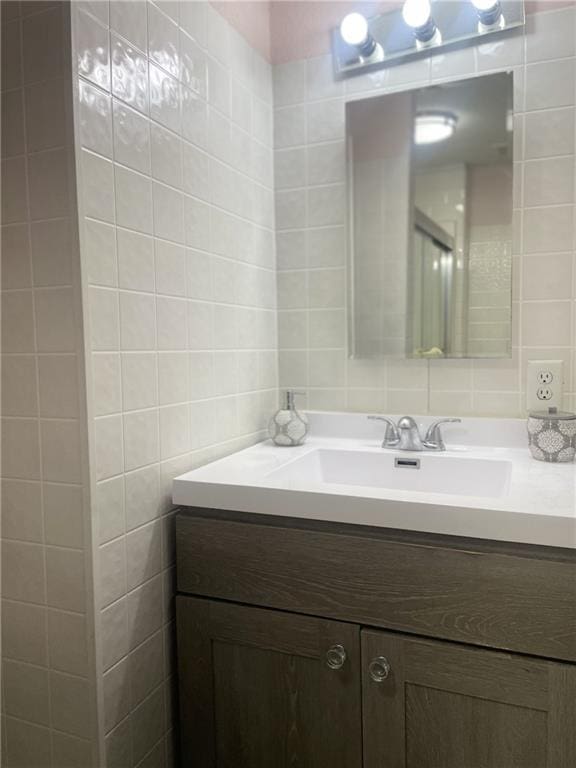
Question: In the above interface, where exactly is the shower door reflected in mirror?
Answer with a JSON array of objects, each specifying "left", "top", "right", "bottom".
[{"left": 347, "top": 72, "right": 513, "bottom": 360}]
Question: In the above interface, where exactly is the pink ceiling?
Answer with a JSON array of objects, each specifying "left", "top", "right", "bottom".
[
  {"left": 212, "top": 0, "right": 576, "bottom": 65},
  {"left": 211, "top": 1, "right": 273, "bottom": 61}
]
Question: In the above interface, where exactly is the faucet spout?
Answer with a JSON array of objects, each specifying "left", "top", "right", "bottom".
[{"left": 396, "top": 416, "right": 425, "bottom": 452}]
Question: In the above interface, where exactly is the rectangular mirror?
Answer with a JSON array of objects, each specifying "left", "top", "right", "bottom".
[{"left": 347, "top": 72, "right": 513, "bottom": 360}]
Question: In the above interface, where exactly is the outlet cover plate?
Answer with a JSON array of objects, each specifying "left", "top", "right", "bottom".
[{"left": 526, "top": 360, "right": 563, "bottom": 412}]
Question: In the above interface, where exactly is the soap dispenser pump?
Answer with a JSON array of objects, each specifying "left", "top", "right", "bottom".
[{"left": 268, "top": 390, "right": 309, "bottom": 446}]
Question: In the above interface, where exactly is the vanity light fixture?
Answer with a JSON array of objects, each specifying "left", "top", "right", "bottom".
[
  {"left": 339, "top": 12, "right": 381, "bottom": 58},
  {"left": 332, "top": 0, "right": 524, "bottom": 77},
  {"left": 415, "top": 111, "right": 458, "bottom": 145},
  {"left": 471, "top": 0, "right": 503, "bottom": 27},
  {"left": 402, "top": 0, "right": 438, "bottom": 44}
]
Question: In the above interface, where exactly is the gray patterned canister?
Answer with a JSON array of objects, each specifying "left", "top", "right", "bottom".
[{"left": 527, "top": 407, "right": 576, "bottom": 463}]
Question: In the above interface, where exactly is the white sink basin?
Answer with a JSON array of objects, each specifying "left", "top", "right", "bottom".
[{"left": 264, "top": 448, "right": 512, "bottom": 499}]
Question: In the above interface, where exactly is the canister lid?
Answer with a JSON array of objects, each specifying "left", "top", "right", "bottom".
[{"left": 529, "top": 406, "right": 576, "bottom": 420}]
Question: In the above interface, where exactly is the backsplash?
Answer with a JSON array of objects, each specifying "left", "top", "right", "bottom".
[
  {"left": 73, "top": 1, "right": 277, "bottom": 764},
  {"left": 274, "top": 6, "right": 576, "bottom": 417}
]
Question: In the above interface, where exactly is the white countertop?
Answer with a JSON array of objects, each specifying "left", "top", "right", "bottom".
[{"left": 173, "top": 412, "right": 576, "bottom": 549}]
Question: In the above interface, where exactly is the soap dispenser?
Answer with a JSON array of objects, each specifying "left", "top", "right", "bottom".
[{"left": 268, "top": 390, "right": 309, "bottom": 446}]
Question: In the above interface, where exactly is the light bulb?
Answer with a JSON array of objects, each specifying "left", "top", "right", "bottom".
[
  {"left": 471, "top": 0, "right": 502, "bottom": 26},
  {"left": 340, "top": 13, "right": 369, "bottom": 46},
  {"left": 471, "top": 0, "right": 498, "bottom": 10},
  {"left": 402, "top": 0, "right": 432, "bottom": 29}
]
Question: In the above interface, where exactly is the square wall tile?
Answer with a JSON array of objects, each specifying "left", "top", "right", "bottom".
[
  {"left": 148, "top": 1, "right": 179, "bottom": 78},
  {"left": 149, "top": 63, "right": 180, "bottom": 132},
  {"left": 35, "top": 288, "right": 77, "bottom": 353},
  {"left": 38, "top": 355, "right": 79, "bottom": 418},
  {"left": 119, "top": 292, "right": 156, "bottom": 350},
  {"left": 93, "top": 353, "right": 122, "bottom": 416},
  {"left": 2, "top": 355, "right": 38, "bottom": 417},
  {"left": 23, "top": 6, "right": 64, "bottom": 84},
  {"left": 4, "top": 660, "right": 50, "bottom": 725},
  {"left": 524, "top": 107, "right": 574, "bottom": 160},
  {"left": 111, "top": 33, "right": 149, "bottom": 113},
  {"left": 525, "top": 59, "right": 575, "bottom": 111},
  {"left": 523, "top": 205, "right": 574, "bottom": 253},
  {"left": 111, "top": 0, "right": 148, "bottom": 52},
  {"left": 1, "top": 419, "right": 40, "bottom": 481},
  {"left": 50, "top": 673, "right": 92, "bottom": 738},
  {"left": 77, "top": 10, "right": 111, "bottom": 91},
  {"left": 123, "top": 409, "right": 160, "bottom": 470},
  {"left": 4, "top": 718, "right": 51, "bottom": 768},
  {"left": 124, "top": 463, "right": 161, "bottom": 531},
  {"left": 95, "top": 414, "right": 124, "bottom": 480},
  {"left": 84, "top": 218, "right": 117, "bottom": 287},
  {"left": 2, "top": 156, "right": 28, "bottom": 223},
  {"left": 126, "top": 520, "right": 162, "bottom": 591},
  {"left": 100, "top": 537, "right": 126, "bottom": 608},
  {"left": 2, "top": 601, "right": 47, "bottom": 666},
  {"left": 1, "top": 223, "right": 32, "bottom": 289},
  {"left": 2, "top": 480, "right": 42, "bottom": 543},
  {"left": 28, "top": 149, "right": 70, "bottom": 221},
  {"left": 48, "top": 610, "right": 88, "bottom": 676},
  {"left": 90, "top": 287, "right": 120, "bottom": 351},
  {"left": 156, "top": 241, "right": 186, "bottom": 297},
  {"left": 46, "top": 547, "right": 86, "bottom": 612},
  {"left": 97, "top": 476, "right": 125, "bottom": 544},
  {"left": 121, "top": 352, "right": 158, "bottom": 410},
  {"left": 151, "top": 123, "right": 182, "bottom": 187},
  {"left": 25, "top": 78, "right": 66, "bottom": 152},
  {"left": 82, "top": 151, "right": 116, "bottom": 223},
  {"left": 113, "top": 99, "right": 151, "bottom": 174},
  {"left": 101, "top": 598, "right": 128, "bottom": 670},
  {"left": 117, "top": 228, "right": 155, "bottom": 291},
  {"left": 115, "top": 166, "right": 153, "bottom": 235},
  {"left": 2, "top": 291, "right": 35, "bottom": 352},
  {"left": 44, "top": 483, "right": 85, "bottom": 549},
  {"left": 31, "top": 219, "right": 73, "bottom": 287}
]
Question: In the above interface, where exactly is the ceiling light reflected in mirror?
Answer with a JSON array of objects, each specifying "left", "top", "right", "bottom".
[{"left": 415, "top": 112, "right": 458, "bottom": 146}]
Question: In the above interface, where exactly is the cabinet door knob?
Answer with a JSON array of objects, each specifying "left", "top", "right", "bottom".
[
  {"left": 326, "top": 644, "right": 347, "bottom": 670},
  {"left": 368, "top": 656, "right": 391, "bottom": 683}
]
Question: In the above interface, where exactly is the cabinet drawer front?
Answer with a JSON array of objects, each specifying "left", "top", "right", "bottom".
[{"left": 176, "top": 512, "right": 576, "bottom": 662}]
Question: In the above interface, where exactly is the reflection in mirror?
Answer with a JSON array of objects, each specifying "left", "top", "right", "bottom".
[{"left": 347, "top": 72, "right": 513, "bottom": 360}]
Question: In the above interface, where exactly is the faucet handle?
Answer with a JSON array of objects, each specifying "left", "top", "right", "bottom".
[
  {"left": 367, "top": 415, "right": 399, "bottom": 446},
  {"left": 424, "top": 418, "right": 462, "bottom": 450}
]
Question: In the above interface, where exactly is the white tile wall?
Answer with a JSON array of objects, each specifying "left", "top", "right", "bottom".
[
  {"left": 1, "top": 2, "right": 98, "bottom": 766},
  {"left": 274, "top": 6, "right": 576, "bottom": 417},
  {"left": 73, "top": 1, "right": 277, "bottom": 765}
]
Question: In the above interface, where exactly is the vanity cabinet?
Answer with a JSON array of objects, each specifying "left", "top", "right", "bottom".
[{"left": 176, "top": 510, "right": 576, "bottom": 767}]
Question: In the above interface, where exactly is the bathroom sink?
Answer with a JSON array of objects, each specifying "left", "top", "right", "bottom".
[{"left": 264, "top": 448, "right": 512, "bottom": 498}]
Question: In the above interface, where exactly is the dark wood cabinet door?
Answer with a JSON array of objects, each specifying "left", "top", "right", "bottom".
[
  {"left": 362, "top": 629, "right": 576, "bottom": 768},
  {"left": 177, "top": 596, "right": 363, "bottom": 768}
]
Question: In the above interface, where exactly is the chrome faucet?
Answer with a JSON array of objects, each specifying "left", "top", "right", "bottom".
[
  {"left": 396, "top": 416, "right": 425, "bottom": 451},
  {"left": 368, "top": 415, "right": 461, "bottom": 452}
]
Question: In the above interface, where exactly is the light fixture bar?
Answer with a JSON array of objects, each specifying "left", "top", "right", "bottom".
[{"left": 332, "top": 0, "right": 524, "bottom": 77}]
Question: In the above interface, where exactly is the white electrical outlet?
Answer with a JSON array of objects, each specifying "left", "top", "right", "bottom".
[{"left": 526, "top": 360, "right": 563, "bottom": 412}]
